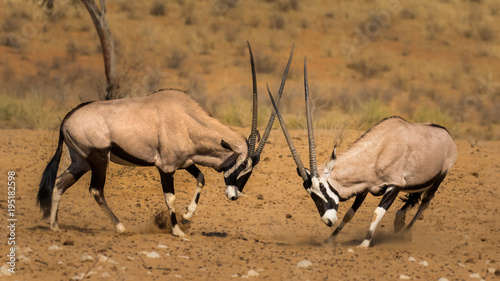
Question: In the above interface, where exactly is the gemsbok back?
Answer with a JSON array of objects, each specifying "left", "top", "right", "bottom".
[
  {"left": 269, "top": 57, "right": 457, "bottom": 248},
  {"left": 37, "top": 43, "right": 294, "bottom": 237}
]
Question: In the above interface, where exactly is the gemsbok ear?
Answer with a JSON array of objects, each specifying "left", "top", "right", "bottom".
[{"left": 322, "top": 147, "right": 337, "bottom": 178}]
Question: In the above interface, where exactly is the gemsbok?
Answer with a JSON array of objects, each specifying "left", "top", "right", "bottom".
[
  {"left": 37, "top": 43, "right": 293, "bottom": 237},
  {"left": 268, "top": 57, "right": 457, "bottom": 248}
]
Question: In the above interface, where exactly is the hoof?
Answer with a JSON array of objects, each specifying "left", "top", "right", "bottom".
[
  {"left": 172, "top": 225, "right": 186, "bottom": 237},
  {"left": 182, "top": 212, "right": 193, "bottom": 221},
  {"left": 50, "top": 223, "right": 61, "bottom": 232},
  {"left": 181, "top": 217, "right": 191, "bottom": 225},
  {"left": 116, "top": 223, "right": 126, "bottom": 233},
  {"left": 357, "top": 240, "right": 371, "bottom": 249}
]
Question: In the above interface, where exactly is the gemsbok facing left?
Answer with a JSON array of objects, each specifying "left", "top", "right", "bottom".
[
  {"left": 269, "top": 57, "right": 457, "bottom": 248},
  {"left": 37, "top": 43, "right": 293, "bottom": 237}
]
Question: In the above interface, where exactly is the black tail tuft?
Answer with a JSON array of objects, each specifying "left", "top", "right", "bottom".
[
  {"left": 37, "top": 129, "right": 64, "bottom": 219},
  {"left": 399, "top": 193, "right": 421, "bottom": 208}
]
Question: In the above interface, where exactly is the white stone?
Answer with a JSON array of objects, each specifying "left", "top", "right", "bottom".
[
  {"left": 0, "top": 265, "right": 13, "bottom": 276},
  {"left": 487, "top": 268, "right": 496, "bottom": 274},
  {"left": 418, "top": 261, "right": 429, "bottom": 266},
  {"left": 58, "top": 261, "right": 63, "bottom": 265},
  {"left": 81, "top": 252, "right": 94, "bottom": 262},
  {"left": 297, "top": 260, "right": 313, "bottom": 269},
  {"left": 408, "top": 257, "right": 416, "bottom": 262},
  {"left": 107, "top": 258, "right": 119, "bottom": 264},
  {"left": 18, "top": 255, "right": 31, "bottom": 263},
  {"left": 438, "top": 278, "right": 449, "bottom": 281},
  {"left": 347, "top": 248, "right": 354, "bottom": 253},
  {"left": 98, "top": 255, "right": 109, "bottom": 263},
  {"left": 48, "top": 245, "right": 62, "bottom": 251},
  {"left": 158, "top": 244, "right": 169, "bottom": 249},
  {"left": 70, "top": 273, "right": 85, "bottom": 280},
  {"left": 141, "top": 251, "right": 160, "bottom": 258},
  {"left": 398, "top": 274, "right": 411, "bottom": 280},
  {"left": 248, "top": 269, "right": 260, "bottom": 277},
  {"left": 231, "top": 273, "right": 239, "bottom": 278},
  {"left": 101, "top": 272, "right": 111, "bottom": 277},
  {"left": 178, "top": 255, "right": 190, "bottom": 259},
  {"left": 126, "top": 256, "right": 135, "bottom": 261},
  {"left": 470, "top": 273, "right": 481, "bottom": 278}
]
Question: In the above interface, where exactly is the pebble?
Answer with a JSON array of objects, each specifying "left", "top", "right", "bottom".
[
  {"left": 0, "top": 265, "right": 13, "bottom": 276},
  {"left": 48, "top": 245, "right": 62, "bottom": 251},
  {"left": 470, "top": 273, "right": 481, "bottom": 278},
  {"left": 438, "top": 278, "right": 449, "bottom": 281},
  {"left": 347, "top": 248, "right": 354, "bottom": 253},
  {"left": 297, "top": 260, "right": 313, "bottom": 269},
  {"left": 408, "top": 257, "right": 416, "bottom": 262},
  {"left": 141, "top": 251, "right": 160, "bottom": 258},
  {"left": 81, "top": 252, "right": 94, "bottom": 262},
  {"left": 101, "top": 272, "right": 111, "bottom": 278},
  {"left": 18, "top": 255, "right": 31, "bottom": 263},
  {"left": 158, "top": 244, "right": 169, "bottom": 249},
  {"left": 98, "top": 255, "right": 109, "bottom": 263},
  {"left": 418, "top": 261, "right": 429, "bottom": 266},
  {"left": 398, "top": 274, "right": 411, "bottom": 280},
  {"left": 248, "top": 269, "right": 260, "bottom": 277},
  {"left": 126, "top": 256, "right": 135, "bottom": 261},
  {"left": 70, "top": 273, "right": 85, "bottom": 280}
]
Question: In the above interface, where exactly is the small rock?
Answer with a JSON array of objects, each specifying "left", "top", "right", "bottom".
[
  {"left": 141, "top": 251, "right": 160, "bottom": 258},
  {"left": 457, "top": 262, "right": 466, "bottom": 268},
  {"left": 18, "top": 255, "right": 31, "bottom": 263},
  {"left": 81, "top": 252, "right": 94, "bottom": 262},
  {"left": 248, "top": 269, "right": 260, "bottom": 277},
  {"left": 231, "top": 273, "right": 239, "bottom": 278},
  {"left": 126, "top": 256, "right": 135, "bottom": 261},
  {"left": 101, "top": 272, "right": 111, "bottom": 278},
  {"left": 0, "top": 265, "right": 13, "bottom": 276},
  {"left": 487, "top": 268, "right": 496, "bottom": 274},
  {"left": 398, "top": 274, "right": 411, "bottom": 280},
  {"left": 408, "top": 257, "right": 416, "bottom": 262},
  {"left": 48, "top": 245, "right": 62, "bottom": 251},
  {"left": 285, "top": 214, "right": 292, "bottom": 219},
  {"left": 256, "top": 194, "right": 264, "bottom": 200},
  {"left": 297, "top": 260, "right": 313, "bottom": 269},
  {"left": 347, "top": 248, "right": 354, "bottom": 253},
  {"left": 470, "top": 273, "right": 481, "bottom": 279},
  {"left": 418, "top": 261, "right": 429, "bottom": 266},
  {"left": 98, "top": 255, "right": 109, "bottom": 263},
  {"left": 70, "top": 273, "right": 85, "bottom": 280},
  {"left": 438, "top": 278, "right": 449, "bottom": 281},
  {"left": 178, "top": 255, "right": 190, "bottom": 259},
  {"left": 158, "top": 244, "right": 169, "bottom": 249},
  {"left": 107, "top": 258, "right": 119, "bottom": 265},
  {"left": 63, "top": 240, "right": 74, "bottom": 246},
  {"left": 58, "top": 261, "right": 63, "bottom": 266}
]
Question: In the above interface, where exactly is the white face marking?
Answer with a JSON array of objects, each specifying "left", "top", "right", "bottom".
[
  {"left": 225, "top": 185, "right": 240, "bottom": 200},
  {"left": 236, "top": 159, "right": 253, "bottom": 180},
  {"left": 223, "top": 159, "right": 246, "bottom": 178},
  {"left": 322, "top": 209, "right": 338, "bottom": 226}
]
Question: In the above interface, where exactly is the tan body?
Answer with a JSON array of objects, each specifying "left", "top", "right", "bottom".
[{"left": 63, "top": 90, "right": 248, "bottom": 172}]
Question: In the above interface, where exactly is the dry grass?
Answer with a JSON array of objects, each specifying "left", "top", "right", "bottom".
[{"left": 0, "top": 0, "right": 498, "bottom": 139}]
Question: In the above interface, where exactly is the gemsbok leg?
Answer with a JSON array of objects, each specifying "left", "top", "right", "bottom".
[
  {"left": 358, "top": 186, "right": 401, "bottom": 248},
  {"left": 88, "top": 150, "right": 125, "bottom": 233},
  {"left": 326, "top": 192, "right": 368, "bottom": 243},
  {"left": 183, "top": 165, "right": 205, "bottom": 221},
  {"left": 50, "top": 149, "right": 90, "bottom": 231},
  {"left": 401, "top": 174, "right": 446, "bottom": 237},
  {"left": 394, "top": 192, "right": 422, "bottom": 233},
  {"left": 158, "top": 169, "right": 185, "bottom": 237}
]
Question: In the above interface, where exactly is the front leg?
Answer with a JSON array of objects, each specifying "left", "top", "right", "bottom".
[
  {"left": 326, "top": 192, "right": 368, "bottom": 243},
  {"left": 358, "top": 186, "right": 400, "bottom": 248},
  {"left": 182, "top": 165, "right": 205, "bottom": 221},
  {"left": 158, "top": 168, "right": 185, "bottom": 237}
]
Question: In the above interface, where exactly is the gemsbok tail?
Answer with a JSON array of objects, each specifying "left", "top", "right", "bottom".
[{"left": 37, "top": 128, "right": 64, "bottom": 219}]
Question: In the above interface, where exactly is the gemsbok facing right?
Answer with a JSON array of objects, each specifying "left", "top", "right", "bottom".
[{"left": 269, "top": 58, "right": 457, "bottom": 248}]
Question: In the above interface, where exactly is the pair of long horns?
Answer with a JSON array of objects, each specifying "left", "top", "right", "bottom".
[
  {"left": 247, "top": 42, "right": 294, "bottom": 158},
  {"left": 268, "top": 57, "right": 317, "bottom": 181}
]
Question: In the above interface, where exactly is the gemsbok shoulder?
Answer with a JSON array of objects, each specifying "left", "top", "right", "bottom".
[
  {"left": 268, "top": 57, "right": 457, "bottom": 248},
  {"left": 37, "top": 43, "right": 294, "bottom": 237}
]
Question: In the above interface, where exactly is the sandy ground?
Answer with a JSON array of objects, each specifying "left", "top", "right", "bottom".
[{"left": 0, "top": 127, "right": 499, "bottom": 281}]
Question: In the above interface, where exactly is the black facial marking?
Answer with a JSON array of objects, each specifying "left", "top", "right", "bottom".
[
  {"left": 110, "top": 142, "right": 154, "bottom": 166},
  {"left": 310, "top": 193, "right": 326, "bottom": 216},
  {"left": 224, "top": 159, "right": 252, "bottom": 192}
]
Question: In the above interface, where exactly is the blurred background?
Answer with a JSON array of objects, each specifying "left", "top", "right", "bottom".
[{"left": 1, "top": 0, "right": 499, "bottom": 139}]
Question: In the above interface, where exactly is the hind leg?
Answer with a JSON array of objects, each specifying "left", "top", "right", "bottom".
[
  {"left": 183, "top": 165, "right": 205, "bottom": 221},
  {"left": 394, "top": 192, "right": 422, "bottom": 233},
  {"left": 50, "top": 149, "right": 90, "bottom": 231},
  {"left": 402, "top": 176, "right": 445, "bottom": 238},
  {"left": 88, "top": 150, "right": 125, "bottom": 233}
]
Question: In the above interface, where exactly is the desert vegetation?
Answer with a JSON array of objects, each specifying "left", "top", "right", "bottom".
[{"left": 0, "top": 0, "right": 499, "bottom": 139}]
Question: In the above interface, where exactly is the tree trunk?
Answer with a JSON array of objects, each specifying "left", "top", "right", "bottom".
[{"left": 81, "top": 0, "right": 119, "bottom": 100}]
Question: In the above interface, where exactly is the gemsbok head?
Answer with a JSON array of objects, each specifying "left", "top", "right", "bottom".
[
  {"left": 37, "top": 42, "right": 294, "bottom": 237},
  {"left": 269, "top": 57, "right": 457, "bottom": 248}
]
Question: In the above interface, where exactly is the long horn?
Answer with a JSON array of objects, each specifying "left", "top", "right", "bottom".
[
  {"left": 267, "top": 84, "right": 308, "bottom": 181},
  {"left": 247, "top": 41, "right": 258, "bottom": 155},
  {"left": 254, "top": 44, "right": 294, "bottom": 157},
  {"left": 304, "top": 56, "right": 318, "bottom": 178}
]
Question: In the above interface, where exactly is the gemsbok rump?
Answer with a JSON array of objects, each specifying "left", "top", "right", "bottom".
[
  {"left": 37, "top": 43, "right": 293, "bottom": 237},
  {"left": 269, "top": 58, "right": 457, "bottom": 247}
]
